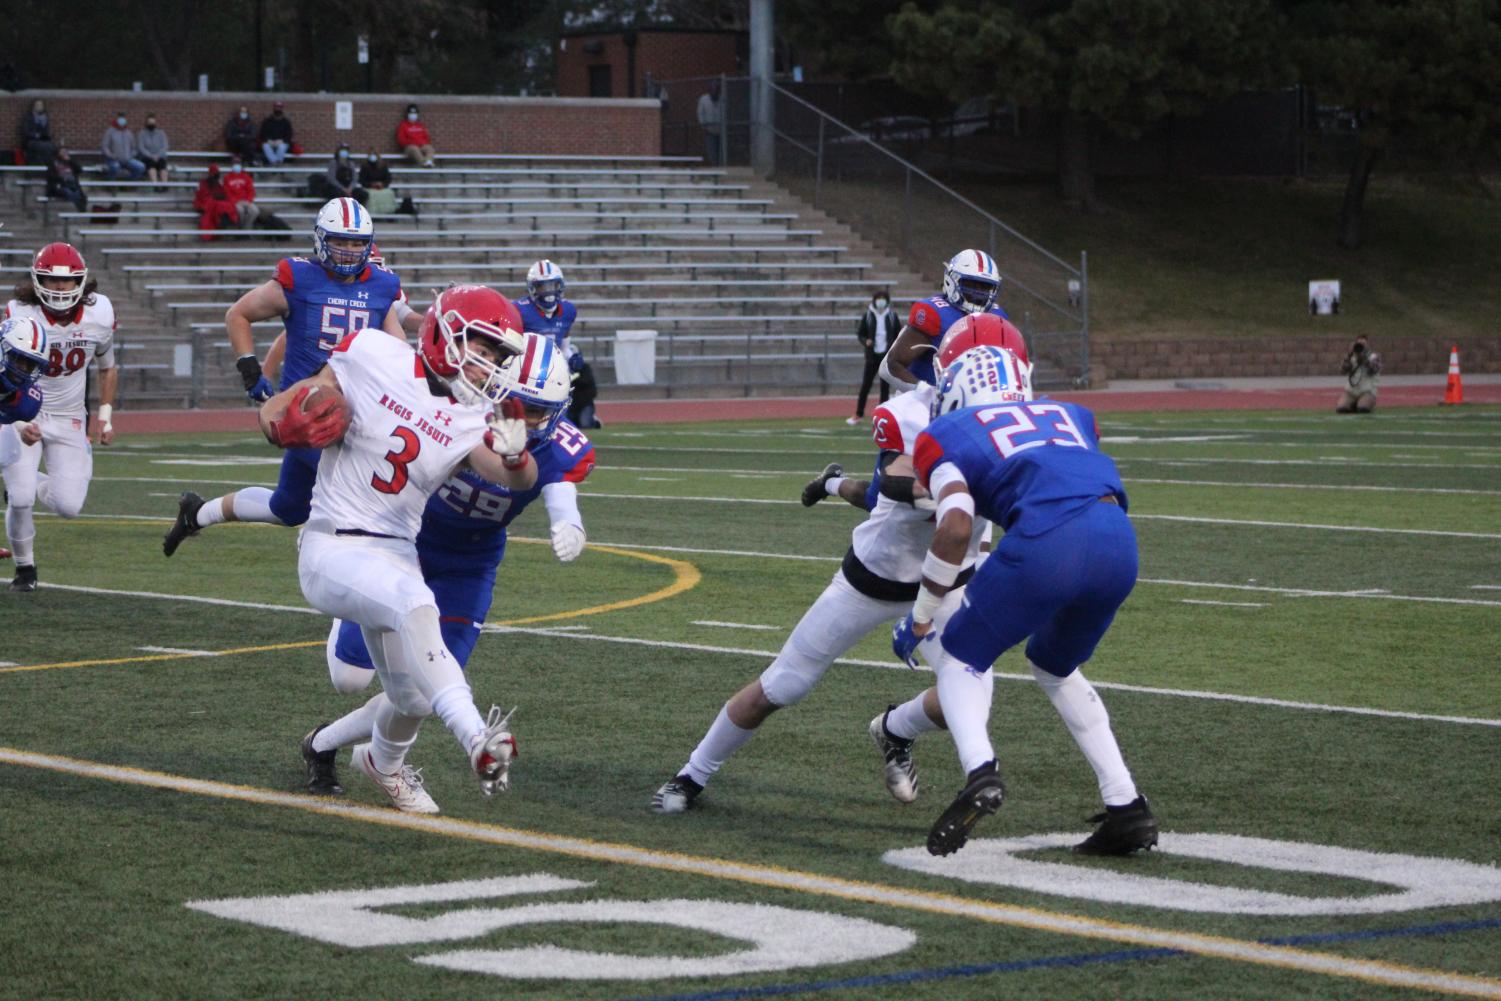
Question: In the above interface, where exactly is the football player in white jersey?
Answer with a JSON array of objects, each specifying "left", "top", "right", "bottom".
[
  {"left": 1, "top": 243, "right": 119, "bottom": 592},
  {"left": 261, "top": 284, "right": 534, "bottom": 801},
  {"left": 652, "top": 376, "right": 990, "bottom": 813}
]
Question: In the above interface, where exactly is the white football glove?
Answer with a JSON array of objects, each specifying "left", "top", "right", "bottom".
[
  {"left": 484, "top": 400, "right": 528, "bottom": 461},
  {"left": 550, "top": 521, "right": 586, "bottom": 562}
]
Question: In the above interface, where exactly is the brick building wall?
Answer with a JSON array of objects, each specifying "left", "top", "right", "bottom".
[
  {"left": 556, "top": 29, "right": 741, "bottom": 101},
  {"left": 4, "top": 90, "right": 661, "bottom": 159},
  {"left": 1092, "top": 334, "right": 1501, "bottom": 381}
]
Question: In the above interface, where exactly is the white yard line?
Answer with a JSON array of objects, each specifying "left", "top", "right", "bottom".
[
  {"left": 1179, "top": 599, "right": 1265, "bottom": 608},
  {"left": 26, "top": 583, "right": 1501, "bottom": 728},
  {"left": 1126, "top": 477, "right": 1501, "bottom": 497},
  {"left": 692, "top": 620, "right": 783, "bottom": 631},
  {"left": 136, "top": 646, "right": 215, "bottom": 656}
]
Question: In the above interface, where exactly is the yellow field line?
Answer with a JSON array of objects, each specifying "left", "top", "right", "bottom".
[
  {"left": 2, "top": 745, "right": 1498, "bottom": 999},
  {"left": 1, "top": 541, "right": 699, "bottom": 674}
]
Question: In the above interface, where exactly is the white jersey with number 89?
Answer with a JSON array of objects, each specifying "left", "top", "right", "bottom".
[
  {"left": 308, "top": 331, "right": 489, "bottom": 540},
  {"left": 5, "top": 297, "right": 117, "bottom": 417}
]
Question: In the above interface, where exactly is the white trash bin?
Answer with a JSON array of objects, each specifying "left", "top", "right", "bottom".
[{"left": 614, "top": 329, "right": 658, "bottom": 385}]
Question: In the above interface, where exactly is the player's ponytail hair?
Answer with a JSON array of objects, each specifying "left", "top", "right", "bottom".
[{"left": 13, "top": 276, "right": 99, "bottom": 311}]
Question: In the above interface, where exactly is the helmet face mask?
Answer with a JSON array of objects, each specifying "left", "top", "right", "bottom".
[
  {"left": 942, "top": 249, "right": 1001, "bottom": 315},
  {"left": 526, "top": 259, "right": 566, "bottom": 312},
  {"left": 0, "top": 316, "right": 49, "bottom": 396},
  {"left": 313, "top": 198, "right": 374, "bottom": 277},
  {"left": 932, "top": 346, "right": 1033, "bottom": 420},
  {"left": 31, "top": 242, "right": 88, "bottom": 314}
]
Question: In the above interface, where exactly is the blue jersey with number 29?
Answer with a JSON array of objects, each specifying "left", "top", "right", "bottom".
[
  {"left": 914, "top": 400, "right": 1126, "bottom": 538},
  {"left": 274, "top": 257, "right": 402, "bottom": 389}
]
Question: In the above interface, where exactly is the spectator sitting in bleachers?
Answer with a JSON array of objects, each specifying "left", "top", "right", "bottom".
[
  {"left": 358, "top": 151, "right": 404, "bottom": 215},
  {"left": 225, "top": 105, "right": 258, "bottom": 163},
  {"left": 100, "top": 112, "right": 145, "bottom": 180},
  {"left": 309, "top": 144, "right": 367, "bottom": 205},
  {"left": 136, "top": 113, "right": 171, "bottom": 187},
  {"left": 21, "top": 98, "right": 53, "bottom": 166},
  {"left": 222, "top": 155, "right": 258, "bottom": 226},
  {"left": 259, "top": 101, "right": 293, "bottom": 165},
  {"left": 193, "top": 163, "right": 238, "bottom": 241},
  {"left": 45, "top": 146, "right": 87, "bottom": 212},
  {"left": 396, "top": 103, "right": 435, "bottom": 167}
]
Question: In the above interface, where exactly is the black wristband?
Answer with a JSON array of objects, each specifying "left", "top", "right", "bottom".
[
  {"left": 879, "top": 475, "right": 919, "bottom": 505},
  {"left": 235, "top": 354, "right": 263, "bottom": 392}
]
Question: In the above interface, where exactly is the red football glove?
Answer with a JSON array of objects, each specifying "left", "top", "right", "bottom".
[{"left": 268, "top": 386, "right": 349, "bottom": 449}]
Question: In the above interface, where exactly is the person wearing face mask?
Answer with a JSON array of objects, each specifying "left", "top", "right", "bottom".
[
  {"left": 136, "top": 113, "right": 171, "bottom": 187},
  {"left": 221, "top": 155, "right": 259, "bottom": 226},
  {"left": 849, "top": 288, "right": 900, "bottom": 425},
  {"left": 193, "top": 163, "right": 238, "bottom": 240},
  {"left": 224, "top": 104, "right": 258, "bottom": 163},
  {"left": 259, "top": 101, "right": 293, "bottom": 165},
  {"left": 100, "top": 112, "right": 145, "bottom": 181},
  {"left": 396, "top": 103, "right": 436, "bottom": 167},
  {"left": 312, "top": 144, "right": 368, "bottom": 205},
  {"left": 21, "top": 98, "right": 53, "bottom": 166}
]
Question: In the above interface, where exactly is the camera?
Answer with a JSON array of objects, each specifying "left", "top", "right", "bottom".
[{"left": 1350, "top": 340, "right": 1367, "bottom": 355}]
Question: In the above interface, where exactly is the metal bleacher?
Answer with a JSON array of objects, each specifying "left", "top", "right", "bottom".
[{"left": 1, "top": 154, "right": 927, "bottom": 407}]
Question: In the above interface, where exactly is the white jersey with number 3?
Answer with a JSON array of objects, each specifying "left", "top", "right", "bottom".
[
  {"left": 308, "top": 331, "right": 488, "bottom": 540},
  {"left": 5, "top": 297, "right": 117, "bottom": 417}
]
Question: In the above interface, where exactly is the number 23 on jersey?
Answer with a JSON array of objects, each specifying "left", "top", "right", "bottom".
[{"left": 978, "top": 403, "right": 1091, "bottom": 459}]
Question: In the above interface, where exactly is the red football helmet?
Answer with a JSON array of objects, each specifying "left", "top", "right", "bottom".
[
  {"left": 368, "top": 243, "right": 385, "bottom": 267},
  {"left": 32, "top": 242, "right": 89, "bottom": 314},
  {"left": 418, "top": 284, "right": 525, "bottom": 404},
  {"left": 935, "top": 313, "right": 1029, "bottom": 370}
]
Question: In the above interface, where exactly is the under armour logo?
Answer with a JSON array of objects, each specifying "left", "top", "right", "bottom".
[
  {"left": 433, "top": 410, "right": 452, "bottom": 427},
  {"left": 427, "top": 652, "right": 436, "bottom": 662},
  {"left": 356, "top": 291, "right": 370, "bottom": 300}
]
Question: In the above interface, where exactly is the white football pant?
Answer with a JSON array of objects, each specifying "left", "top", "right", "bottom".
[{"left": 3, "top": 413, "right": 95, "bottom": 565}]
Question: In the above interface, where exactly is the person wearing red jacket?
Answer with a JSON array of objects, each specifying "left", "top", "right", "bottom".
[
  {"left": 221, "top": 155, "right": 259, "bottom": 226},
  {"left": 193, "top": 164, "right": 238, "bottom": 241},
  {"left": 396, "top": 103, "right": 435, "bottom": 167}
]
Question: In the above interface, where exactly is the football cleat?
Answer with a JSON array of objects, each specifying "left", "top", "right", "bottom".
[
  {"left": 351, "top": 744, "right": 439, "bottom": 814},
  {"left": 469, "top": 704, "right": 518, "bottom": 795},
  {"left": 1074, "top": 796, "right": 1159, "bottom": 856},
  {"left": 800, "top": 462, "right": 844, "bottom": 508},
  {"left": 300, "top": 724, "right": 344, "bottom": 796},
  {"left": 927, "top": 760, "right": 1005, "bottom": 856},
  {"left": 162, "top": 491, "right": 206, "bottom": 557},
  {"left": 651, "top": 774, "right": 703, "bottom": 814},
  {"left": 9, "top": 564, "right": 38, "bottom": 592},
  {"left": 869, "top": 707, "right": 919, "bottom": 804}
]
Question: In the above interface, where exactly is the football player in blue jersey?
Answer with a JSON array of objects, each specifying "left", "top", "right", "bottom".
[
  {"left": 0, "top": 317, "right": 48, "bottom": 565},
  {"left": 515, "top": 259, "right": 601, "bottom": 429},
  {"left": 163, "top": 197, "right": 408, "bottom": 556},
  {"left": 297, "top": 331, "right": 595, "bottom": 811},
  {"left": 891, "top": 345, "right": 1156, "bottom": 858},
  {"left": 880, "top": 249, "right": 1023, "bottom": 389}
]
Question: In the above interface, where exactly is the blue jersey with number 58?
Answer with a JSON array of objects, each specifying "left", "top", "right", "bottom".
[
  {"left": 419, "top": 419, "right": 596, "bottom": 563},
  {"left": 914, "top": 400, "right": 1126, "bottom": 538},
  {"left": 274, "top": 257, "right": 402, "bottom": 390}
]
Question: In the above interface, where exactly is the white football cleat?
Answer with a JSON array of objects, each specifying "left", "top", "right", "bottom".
[
  {"left": 869, "top": 709, "right": 919, "bottom": 804},
  {"left": 351, "top": 744, "right": 440, "bottom": 814},
  {"left": 469, "top": 705, "right": 518, "bottom": 795}
]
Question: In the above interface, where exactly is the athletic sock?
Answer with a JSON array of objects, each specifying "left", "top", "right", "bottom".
[
  {"left": 5, "top": 505, "right": 34, "bottom": 565},
  {"left": 195, "top": 495, "right": 228, "bottom": 528},
  {"left": 825, "top": 476, "right": 846, "bottom": 497},
  {"left": 884, "top": 692, "right": 943, "bottom": 741},
  {"left": 1030, "top": 662, "right": 1138, "bottom": 806},
  {"left": 934, "top": 652, "right": 996, "bottom": 775},
  {"left": 683, "top": 704, "right": 756, "bottom": 788},
  {"left": 369, "top": 699, "right": 422, "bottom": 774},
  {"left": 227, "top": 487, "right": 283, "bottom": 525},
  {"left": 314, "top": 693, "right": 385, "bottom": 754}
]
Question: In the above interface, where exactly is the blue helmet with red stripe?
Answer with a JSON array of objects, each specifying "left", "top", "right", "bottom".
[
  {"left": 313, "top": 197, "right": 374, "bottom": 277},
  {"left": 942, "top": 248, "right": 1001, "bottom": 315},
  {"left": 0, "top": 316, "right": 49, "bottom": 396},
  {"left": 507, "top": 331, "right": 572, "bottom": 446}
]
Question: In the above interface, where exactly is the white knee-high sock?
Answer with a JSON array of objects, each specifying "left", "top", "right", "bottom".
[
  {"left": 226, "top": 487, "right": 283, "bottom": 525},
  {"left": 313, "top": 693, "right": 386, "bottom": 754},
  {"left": 370, "top": 697, "right": 423, "bottom": 774},
  {"left": 1030, "top": 662, "right": 1137, "bottom": 806},
  {"left": 934, "top": 653, "right": 996, "bottom": 775},
  {"left": 383, "top": 606, "right": 484, "bottom": 751},
  {"left": 884, "top": 691, "right": 944, "bottom": 741},
  {"left": 5, "top": 504, "right": 34, "bottom": 564},
  {"left": 683, "top": 705, "right": 755, "bottom": 787}
]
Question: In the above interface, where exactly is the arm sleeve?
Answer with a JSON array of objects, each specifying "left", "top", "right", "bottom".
[
  {"left": 907, "top": 300, "right": 941, "bottom": 337},
  {"left": 541, "top": 480, "right": 582, "bottom": 527}
]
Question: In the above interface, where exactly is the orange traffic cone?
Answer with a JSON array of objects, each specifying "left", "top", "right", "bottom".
[{"left": 1443, "top": 345, "right": 1464, "bottom": 405}]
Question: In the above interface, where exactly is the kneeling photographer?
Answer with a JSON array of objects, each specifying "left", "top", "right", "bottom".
[{"left": 1336, "top": 335, "right": 1381, "bottom": 414}]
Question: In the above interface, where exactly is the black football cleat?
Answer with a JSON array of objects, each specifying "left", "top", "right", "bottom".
[
  {"left": 1074, "top": 796, "right": 1159, "bottom": 856},
  {"left": 927, "top": 760, "right": 1005, "bottom": 856},
  {"left": 651, "top": 773, "right": 703, "bottom": 814},
  {"left": 301, "top": 724, "right": 345, "bottom": 796},
  {"left": 163, "top": 491, "right": 206, "bottom": 557},
  {"left": 9, "top": 564, "right": 38, "bottom": 592},
  {"left": 800, "top": 462, "right": 844, "bottom": 507}
]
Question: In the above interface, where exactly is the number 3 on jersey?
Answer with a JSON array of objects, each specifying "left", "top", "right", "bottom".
[
  {"left": 980, "top": 403, "right": 1090, "bottom": 459},
  {"left": 319, "top": 306, "right": 372, "bottom": 351},
  {"left": 371, "top": 427, "right": 421, "bottom": 494}
]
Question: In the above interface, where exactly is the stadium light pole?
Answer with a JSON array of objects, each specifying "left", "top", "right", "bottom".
[{"left": 750, "top": 0, "right": 775, "bottom": 175}]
